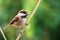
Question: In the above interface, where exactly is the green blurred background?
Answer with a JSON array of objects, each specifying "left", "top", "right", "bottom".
[{"left": 0, "top": 0, "right": 60, "bottom": 40}]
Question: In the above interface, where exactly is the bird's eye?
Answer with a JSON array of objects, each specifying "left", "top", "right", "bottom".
[{"left": 20, "top": 11, "right": 27, "bottom": 14}]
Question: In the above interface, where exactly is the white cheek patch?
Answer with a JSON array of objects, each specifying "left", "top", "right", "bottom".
[{"left": 17, "top": 13, "right": 26, "bottom": 16}]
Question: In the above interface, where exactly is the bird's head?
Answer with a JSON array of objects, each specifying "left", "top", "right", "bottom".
[{"left": 17, "top": 10, "right": 28, "bottom": 18}]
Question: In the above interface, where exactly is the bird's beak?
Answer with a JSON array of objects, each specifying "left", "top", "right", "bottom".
[{"left": 27, "top": 14, "right": 29, "bottom": 15}]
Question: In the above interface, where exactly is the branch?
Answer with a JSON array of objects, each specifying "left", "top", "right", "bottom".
[
  {"left": 16, "top": 0, "right": 41, "bottom": 40},
  {"left": 27, "top": 0, "right": 41, "bottom": 23},
  {"left": 16, "top": 27, "right": 25, "bottom": 40},
  {"left": 0, "top": 27, "right": 7, "bottom": 40}
]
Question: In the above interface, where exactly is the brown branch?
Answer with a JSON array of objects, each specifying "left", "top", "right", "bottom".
[
  {"left": 0, "top": 27, "right": 7, "bottom": 40},
  {"left": 16, "top": 0, "right": 42, "bottom": 40}
]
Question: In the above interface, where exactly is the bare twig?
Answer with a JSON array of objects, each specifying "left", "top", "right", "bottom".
[
  {"left": 16, "top": 27, "right": 25, "bottom": 40},
  {"left": 16, "top": 0, "right": 41, "bottom": 40},
  {"left": 0, "top": 27, "right": 7, "bottom": 40},
  {"left": 27, "top": 0, "right": 41, "bottom": 23}
]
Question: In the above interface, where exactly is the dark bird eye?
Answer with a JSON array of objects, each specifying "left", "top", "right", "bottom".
[{"left": 20, "top": 11, "right": 27, "bottom": 14}]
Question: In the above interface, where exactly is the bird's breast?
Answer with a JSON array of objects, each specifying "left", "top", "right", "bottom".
[{"left": 21, "top": 18, "right": 26, "bottom": 25}]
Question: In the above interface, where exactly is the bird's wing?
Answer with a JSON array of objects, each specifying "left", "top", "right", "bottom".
[{"left": 9, "top": 17, "right": 19, "bottom": 24}]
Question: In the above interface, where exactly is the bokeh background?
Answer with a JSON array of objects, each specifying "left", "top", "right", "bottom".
[{"left": 0, "top": 0, "right": 60, "bottom": 40}]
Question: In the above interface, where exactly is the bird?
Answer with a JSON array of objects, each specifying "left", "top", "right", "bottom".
[{"left": 9, "top": 10, "right": 28, "bottom": 28}]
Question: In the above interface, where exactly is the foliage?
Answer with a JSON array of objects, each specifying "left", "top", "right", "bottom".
[{"left": 0, "top": 0, "right": 60, "bottom": 40}]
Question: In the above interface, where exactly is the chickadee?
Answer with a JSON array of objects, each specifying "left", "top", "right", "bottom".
[{"left": 9, "top": 10, "right": 28, "bottom": 28}]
